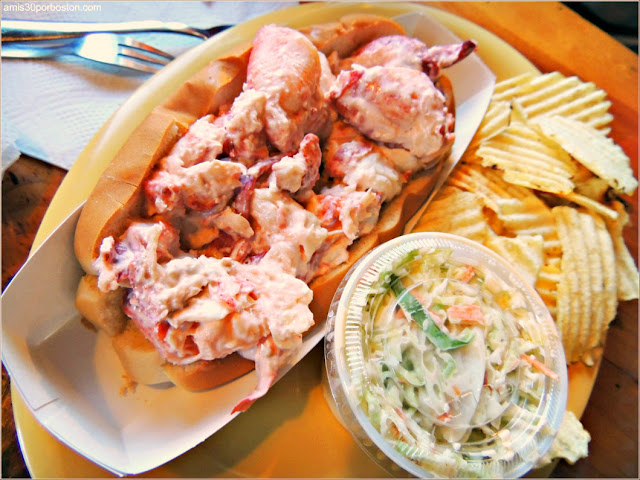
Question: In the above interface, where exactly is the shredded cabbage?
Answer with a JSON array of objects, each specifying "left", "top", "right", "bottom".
[{"left": 358, "top": 248, "right": 557, "bottom": 476}]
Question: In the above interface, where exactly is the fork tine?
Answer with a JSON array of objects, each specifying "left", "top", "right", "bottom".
[
  {"left": 117, "top": 44, "right": 171, "bottom": 68},
  {"left": 114, "top": 55, "right": 164, "bottom": 73},
  {"left": 114, "top": 36, "right": 173, "bottom": 73},
  {"left": 118, "top": 37, "right": 174, "bottom": 60}
]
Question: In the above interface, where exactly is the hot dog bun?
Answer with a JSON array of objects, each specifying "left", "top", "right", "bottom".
[
  {"left": 74, "top": 15, "right": 457, "bottom": 392},
  {"left": 75, "top": 274, "right": 128, "bottom": 336},
  {"left": 74, "top": 47, "right": 251, "bottom": 273},
  {"left": 299, "top": 13, "right": 406, "bottom": 58}
]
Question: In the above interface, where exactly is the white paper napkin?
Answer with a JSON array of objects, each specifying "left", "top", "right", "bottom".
[{"left": 1, "top": 1, "right": 294, "bottom": 171}]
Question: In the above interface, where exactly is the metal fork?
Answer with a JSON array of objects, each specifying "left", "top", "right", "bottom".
[{"left": 1, "top": 32, "right": 174, "bottom": 73}]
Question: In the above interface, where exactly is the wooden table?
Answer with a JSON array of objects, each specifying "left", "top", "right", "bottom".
[{"left": 2, "top": 2, "right": 637, "bottom": 478}]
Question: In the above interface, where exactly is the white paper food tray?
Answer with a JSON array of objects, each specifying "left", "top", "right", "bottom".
[{"left": 1, "top": 11, "right": 495, "bottom": 476}]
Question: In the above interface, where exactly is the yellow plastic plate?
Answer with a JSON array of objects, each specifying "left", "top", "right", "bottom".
[{"left": 12, "top": 3, "right": 598, "bottom": 478}]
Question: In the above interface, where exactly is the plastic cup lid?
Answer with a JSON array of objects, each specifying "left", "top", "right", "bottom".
[{"left": 325, "top": 232, "right": 568, "bottom": 478}]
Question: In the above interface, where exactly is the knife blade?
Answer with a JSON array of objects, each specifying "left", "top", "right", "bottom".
[
  {"left": 1, "top": 37, "right": 81, "bottom": 58},
  {"left": 1, "top": 19, "right": 228, "bottom": 41}
]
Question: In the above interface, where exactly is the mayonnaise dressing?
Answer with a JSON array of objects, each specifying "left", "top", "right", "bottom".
[
  {"left": 92, "top": 25, "right": 477, "bottom": 413},
  {"left": 354, "top": 247, "right": 562, "bottom": 477},
  {"left": 330, "top": 65, "right": 453, "bottom": 160},
  {"left": 94, "top": 220, "right": 314, "bottom": 365}
]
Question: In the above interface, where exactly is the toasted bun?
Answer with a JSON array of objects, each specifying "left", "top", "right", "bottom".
[
  {"left": 163, "top": 354, "right": 255, "bottom": 391},
  {"left": 162, "top": 44, "right": 251, "bottom": 119},
  {"left": 74, "top": 48, "right": 251, "bottom": 274},
  {"left": 75, "top": 274, "right": 127, "bottom": 337},
  {"left": 74, "top": 15, "right": 455, "bottom": 391},
  {"left": 112, "top": 322, "right": 170, "bottom": 385},
  {"left": 74, "top": 110, "right": 189, "bottom": 274},
  {"left": 437, "top": 74, "right": 456, "bottom": 118},
  {"left": 112, "top": 320, "right": 255, "bottom": 390},
  {"left": 300, "top": 14, "right": 406, "bottom": 57},
  {"left": 308, "top": 168, "right": 442, "bottom": 322}
]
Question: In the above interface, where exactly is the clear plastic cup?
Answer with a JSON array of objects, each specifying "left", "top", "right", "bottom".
[{"left": 324, "top": 232, "right": 567, "bottom": 478}]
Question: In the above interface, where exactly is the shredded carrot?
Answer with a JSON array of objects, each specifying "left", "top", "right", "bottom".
[
  {"left": 453, "top": 385, "right": 461, "bottom": 396},
  {"left": 389, "top": 422, "right": 402, "bottom": 440},
  {"left": 437, "top": 411, "right": 452, "bottom": 422},
  {"left": 447, "top": 304, "right": 485, "bottom": 325},
  {"left": 521, "top": 354, "right": 559, "bottom": 380},
  {"left": 394, "top": 408, "right": 408, "bottom": 422},
  {"left": 459, "top": 264, "right": 475, "bottom": 283}
]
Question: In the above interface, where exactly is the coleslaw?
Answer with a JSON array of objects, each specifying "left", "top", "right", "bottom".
[{"left": 326, "top": 233, "right": 567, "bottom": 478}]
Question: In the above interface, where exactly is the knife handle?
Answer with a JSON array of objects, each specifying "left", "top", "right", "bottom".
[{"left": 1, "top": 19, "right": 208, "bottom": 41}]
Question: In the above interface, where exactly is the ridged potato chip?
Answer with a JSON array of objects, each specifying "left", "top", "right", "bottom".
[
  {"left": 448, "top": 162, "right": 509, "bottom": 212},
  {"left": 449, "top": 162, "right": 561, "bottom": 257},
  {"left": 589, "top": 212, "right": 617, "bottom": 353},
  {"left": 557, "top": 191, "right": 619, "bottom": 221},
  {"left": 485, "top": 234, "right": 544, "bottom": 286},
  {"left": 538, "top": 410, "right": 591, "bottom": 467},
  {"left": 572, "top": 164, "right": 613, "bottom": 203},
  {"left": 492, "top": 72, "right": 537, "bottom": 100},
  {"left": 553, "top": 206, "right": 590, "bottom": 363},
  {"left": 535, "top": 115, "right": 638, "bottom": 194},
  {"left": 552, "top": 206, "right": 620, "bottom": 365},
  {"left": 416, "top": 70, "right": 637, "bottom": 369},
  {"left": 412, "top": 186, "right": 489, "bottom": 242},
  {"left": 605, "top": 201, "right": 640, "bottom": 301},
  {"left": 475, "top": 122, "right": 577, "bottom": 194},
  {"left": 578, "top": 211, "right": 605, "bottom": 365},
  {"left": 467, "top": 100, "right": 511, "bottom": 152},
  {"left": 535, "top": 256, "right": 562, "bottom": 317},
  {"left": 449, "top": 162, "right": 533, "bottom": 208},
  {"left": 492, "top": 71, "right": 613, "bottom": 132},
  {"left": 494, "top": 196, "right": 560, "bottom": 257}
]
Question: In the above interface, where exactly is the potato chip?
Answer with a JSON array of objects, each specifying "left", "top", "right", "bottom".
[
  {"left": 476, "top": 122, "right": 577, "bottom": 194},
  {"left": 578, "top": 211, "right": 605, "bottom": 364},
  {"left": 448, "top": 163, "right": 508, "bottom": 212},
  {"left": 509, "top": 98, "right": 529, "bottom": 124},
  {"left": 605, "top": 201, "right": 640, "bottom": 301},
  {"left": 485, "top": 235, "right": 544, "bottom": 286},
  {"left": 535, "top": 256, "right": 562, "bottom": 317},
  {"left": 492, "top": 71, "right": 613, "bottom": 133},
  {"left": 553, "top": 206, "right": 591, "bottom": 363},
  {"left": 467, "top": 100, "right": 511, "bottom": 152},
  {"left": 449, "top": 162, "right": 534, "bottom": 207},
  {"left": 537, "top": 410, "right": 591, "bottom": 467},
  {"left": 535, "top": 115, "right": 638, "bottom": 195},
  {"left": 588, "top": 211, "right": 618, "bottom": 352},
  {"left": 413, "top": 70, "right": 634, "bottom": 369},
  {"left": 504, "top": 71, "right": 574, "bottom": 105},
  {"left": 412, "top": 186, "right": 489, "bottom": 243},
  {"left": 495, "top": 196, "right": 561, "bottom": 258},
  {"left": 519, "top": 76, "right": 611, "bottom": 129},
  {"left": 448, "top": 162, "right": 561, "bottom": 257},
  {"left": 492, "top": 72, "right": 538, "bottom": 101},
  {"left": 557, "top": 191, "right": 619, "bottom": 221},
  {"left": 552, "top": 206, "right": 621, "bottom": 364},
  {"left": 554, "top": 258, "right": 572, "bottom": 361},
  {"left": 567, "top": 99, "right": 614, "bottom": 133},
  {"left": 572, "top": 165, "right": 612, "bottom": 203}
]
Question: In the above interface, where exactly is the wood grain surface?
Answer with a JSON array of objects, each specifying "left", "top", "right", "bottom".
[{"left": 2, "top": 2, "right": 637, "bottom": 478}]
